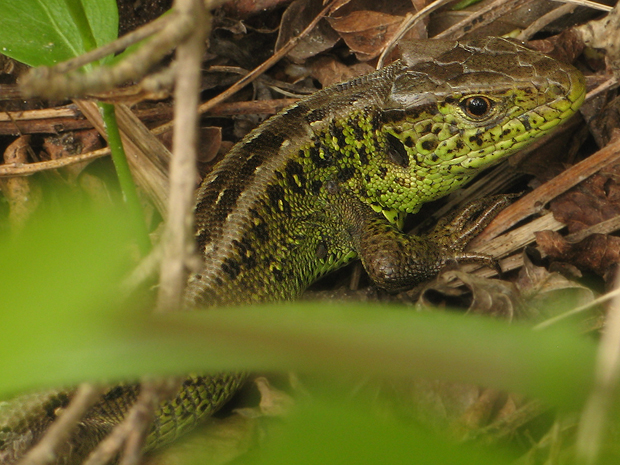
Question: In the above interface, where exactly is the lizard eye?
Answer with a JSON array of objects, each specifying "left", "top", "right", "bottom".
[{"left": 461, "top": 96, "right": 493, "bottom": 118}]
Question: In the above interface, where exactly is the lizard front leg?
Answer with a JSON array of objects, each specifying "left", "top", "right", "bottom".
[{"left": 336, "top": 193, "right": 514, "bottom": 292}]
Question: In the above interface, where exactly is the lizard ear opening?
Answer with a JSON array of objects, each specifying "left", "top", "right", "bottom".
[{"left": 386, "top": 133, "right": 410, "bottom": 168}]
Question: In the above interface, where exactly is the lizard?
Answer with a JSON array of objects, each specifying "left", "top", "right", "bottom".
[{"left": 0, "top": 37, "right": 586, "bottom": 465}]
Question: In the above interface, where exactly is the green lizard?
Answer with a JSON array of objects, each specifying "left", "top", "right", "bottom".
[{"left": 0, "top": 37, "right": 585, "bottom": 464}]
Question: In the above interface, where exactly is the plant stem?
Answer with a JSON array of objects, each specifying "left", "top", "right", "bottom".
[{"left": 99, "top": 102, "right": 150, "bottom": 256}]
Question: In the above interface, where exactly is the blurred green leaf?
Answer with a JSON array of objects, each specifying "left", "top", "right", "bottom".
[
  {"left": 0, "top": 205, "right": 134, "bottom": 394},
  {"left": 245, "top": 399, "right": 513, "bottom": 465},
  {"left": 0, "top": 264, "right": 596, "bottom": 410},
  {"left": 0, "top": 0, "right": 118, "bottom": 66}
]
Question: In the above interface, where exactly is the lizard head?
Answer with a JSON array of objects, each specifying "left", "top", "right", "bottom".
[{"left": 368, "top": 37, "right": 586, "bottom": 214}]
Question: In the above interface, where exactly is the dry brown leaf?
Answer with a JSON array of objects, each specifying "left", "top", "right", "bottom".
[
  {"left": 516, "top": 248, "right": 596, "bottom": 322},
  {"left": 275, "top": 0, "right": 340, "bottom": 63},
  {"left": 590, "top": 96, "right": 620, "bottom": 148},
  {"left": 416, "top": 269, "right": 525, "bottom": 321},
  {"left": 529, "top": 29, "right": 585, "bottom": 64},
  {"left": 326, "top": 0, "right": 424, "bottom": 61},
  {"left": 550, "top": 164, "right": 620, "bottom": 233},
  {"left": 327, "top": 10, "right": 404, "bottom": 61},
  {"left": 307, "top": 55, "right": 373, "bottom": 87},
  {"left": 42, "top": 129, "right": 103, "bottom": 181},
  {"left": 536, "top": 231, "right": 620, "bottom": 285}
]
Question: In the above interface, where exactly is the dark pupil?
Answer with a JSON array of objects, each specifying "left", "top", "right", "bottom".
[{"left": 466, "top": 97, "right": 489, "bottom": 116}]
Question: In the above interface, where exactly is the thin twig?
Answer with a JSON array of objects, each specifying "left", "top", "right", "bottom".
[
  {"left": 50, "top": 11, "right": 178, "bottom": 74},
  {"left": 517, "top": 3, "right": 578, "bottom": 41},
  {"left": 434, "top": 0, "right": 534, "bottom": 40},
  {"left": 20, "top": 8, "right": 195, "bottom": 99},
  {"left": 377, "top": 0, "right": 453, "bottom": 69},
  {"left": 553, "top": 0, "right": 611, "bottom": 12},
  {"left": 156, "top": 0, "right": 208, "bottom": 312},
  {"left": 0, "top": 147, "right": 111, "bottom": 176},
  {"left": 472, "top": 134, "right": 620, "bottom": 245},
  {"left": 535, "top": 285, "right": 620, "bottom": 331},
  {"left": 152, "top": 0, "right": 336, "bottom": 136},
  {"left": 118, "top": 379, "right": 179, "bottom": 465},
  {"left": 82, "top": 381, "right": 175, "bottom": 465}
]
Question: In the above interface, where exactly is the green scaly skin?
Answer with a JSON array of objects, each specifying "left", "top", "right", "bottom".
[
  {"left": 185, "top": 37, "right": 585, "bottom": 306},
  {"left": 0, "top": 37, "right": 585, "bottom": 465}
]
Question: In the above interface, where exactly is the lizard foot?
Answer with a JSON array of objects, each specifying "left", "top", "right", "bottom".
[{"left": 428, "top": 193, "right": 519, "bottom": 274}]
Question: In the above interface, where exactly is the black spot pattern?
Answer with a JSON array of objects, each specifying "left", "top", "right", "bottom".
[
  {"left": 266, "top": 184, "right": 291, "bottom": 215},
  {"left": 330, "top": 122, "right": 347, "bottom": 152},
  {"left": 283, "top": 103, "right": 308, "bottom": 119},
  {"left": 250, "top": 208, "right": 269, "bottom": 241},
  {"left": 469, "top": 134, "right": 483, "bottom": 146},
  {"left": 284, "top": 160, "right": 306, "bottom": 194},
  {"left": 358, "top": 145, "right": 369, "bottom": 165},
  {"left": 306, "top": 108, "right": 326, "bottom": 123},
  {"left": 353, "top": 117, "right": 365, "bottom": 140},
  {"left": 310, "top": 180, "right": 322, "bottom": 194},
  {"left": 234, "top": 237, "right": 257, "bottom": 269},
  {"left": 241, "top": 153, "right": 265, "bottom": 176},
  {"left": 221, "top": 257, "right": 241, "bottom": 280},
  {"left": 337, "top": 166, "right": 356, "bottom": 182},
  {"left": 308, "top": 140, "right": 333, "bottom": 168},
  {"left": 421, "top": 139, "right": 438, "bottom": 151},
  {"left": 521, "top": 115, "right": 532, "bottom": 131}
]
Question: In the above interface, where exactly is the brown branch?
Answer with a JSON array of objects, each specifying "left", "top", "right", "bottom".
[
  {"left": 82, "top": 381, "right": 178, "bottom": 465},
  {"left": 152, "top": 0, "right": 336, "bottom": 136},
  {"left": 20, "top": 10, "right": 193, "bottom": 99},
  {"left": 0, "top": 99, "right": 298, "bottom": 135},
  {"left": 434, "top": 0, "right": 535, "bottom": 40},
  {"left": 156, "top": 0, "right": 207, "bottom": 313},
  {"left": 471, "top": 134, "right": 620, "bottom": 246},
  {"left": 0, "top": 147, "right": 111, "bottom": 176}
]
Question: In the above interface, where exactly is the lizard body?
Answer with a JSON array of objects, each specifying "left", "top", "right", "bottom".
[
  {"left": 186, "top": 37, "right": 585, "bottom": 305},
  {"left": 0, "top": 37, "right": 585, "bottom": 464}
]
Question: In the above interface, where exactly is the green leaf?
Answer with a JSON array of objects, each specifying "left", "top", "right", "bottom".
[
  {"left": 0, "top": 279, "right": 596, "bottom": 411},
  {"left": 0, "top": 204, "right": 134, "bottom": 394},
  {"left": 0, "top": 0, "right": 118, "bottom": 67},
  {"left": 246, "top": 399, "right": 514, "bottom": 465}
]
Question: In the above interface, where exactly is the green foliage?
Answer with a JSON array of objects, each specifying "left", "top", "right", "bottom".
[
  {"left": 0, "top": 0, "right": 118, "bottom": 67},
  {"left": 247, "top": 400, "right": 514, "bottom": 465},
  {"left": 0, "top": 206, "right": 603, "bottom": 461},
  {"left": 0, "top": 206, "right": 134, "bottom": 393},
  {"left": 0, "top": 1, "right": 612, "bottom": 462},
  {"left": 0, "top": 207, "right": 598, "bottom": 411},
  {"left": 0, "top": 0, "right": 150, "bottom": 256}
]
